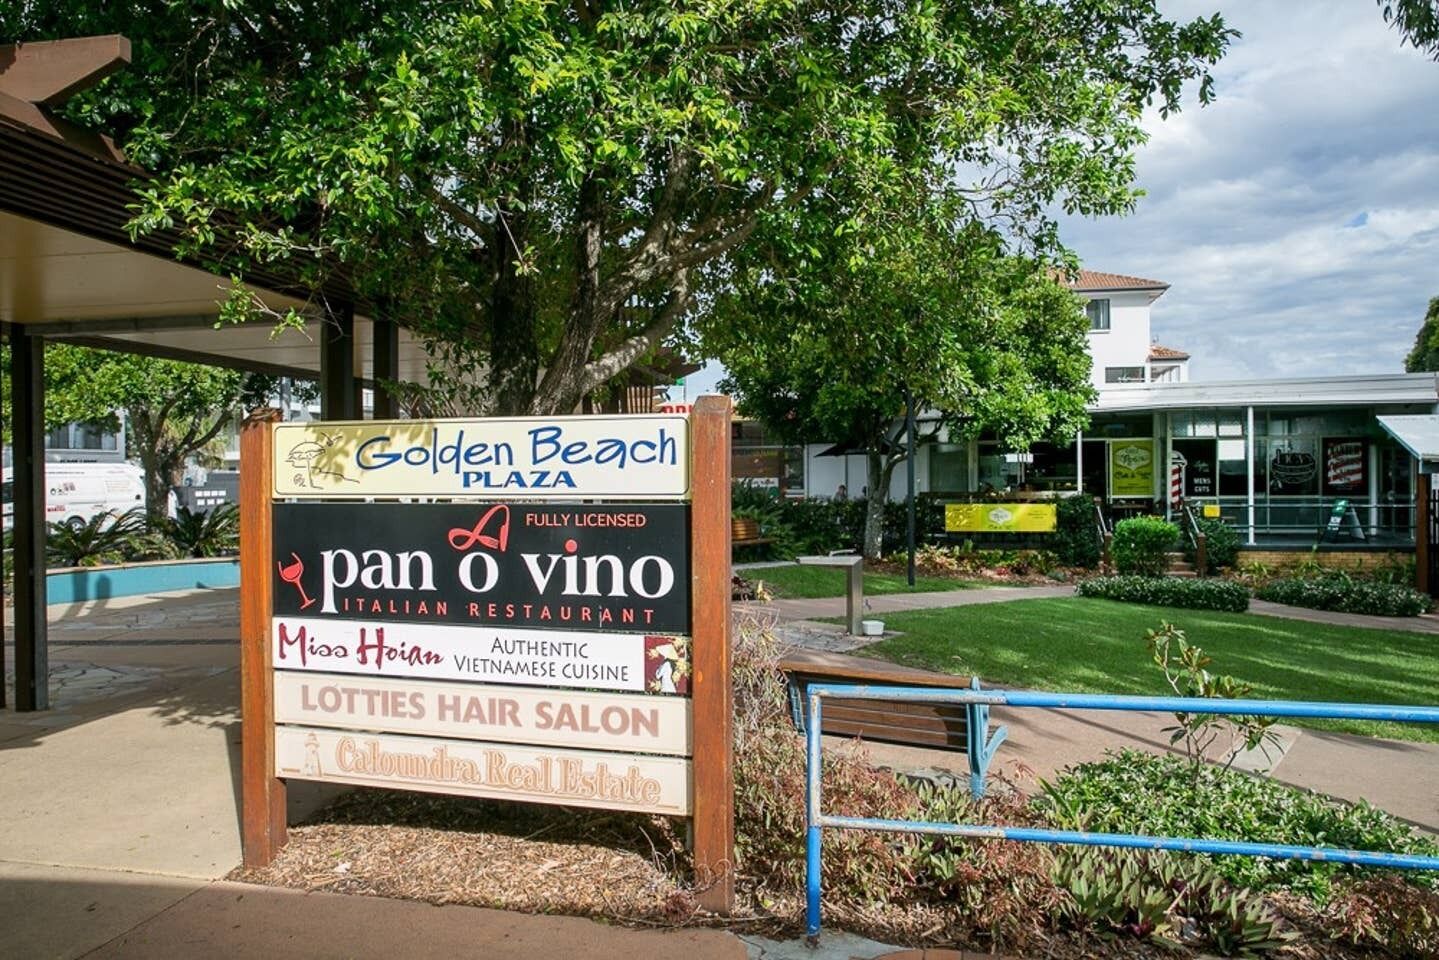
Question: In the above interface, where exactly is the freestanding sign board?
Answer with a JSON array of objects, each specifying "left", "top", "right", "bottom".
[{"left": 240, "top": 401, "right": 734, "bottom": 912}]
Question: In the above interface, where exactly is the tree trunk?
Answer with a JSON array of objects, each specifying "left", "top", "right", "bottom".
[
  {"left": 863, "top": 451, "right": 886, "bottom": 560},
  {"left": 862, "top": 449, "right": 907, "bottom": 560},
  {"left": 128, "top": 412, "right": 187, "bottom": 527},
  {"left": 486, "top": 136, "right": 538, "bottom": 416},
  {"left": 531, "top": 174, "right": 606, "bottom": 415}
]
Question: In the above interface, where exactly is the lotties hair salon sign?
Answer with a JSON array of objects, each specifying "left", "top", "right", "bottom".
[
  {"left": 272, "top": 416, "right": 689, "bottom": 499},
  {"left": 273, "top": 502, "right": 690, "bottom": 633}
]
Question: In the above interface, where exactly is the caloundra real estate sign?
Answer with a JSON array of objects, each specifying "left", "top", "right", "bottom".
[{"left": 240, "top": 407, "right": 735, "bottom": 911}]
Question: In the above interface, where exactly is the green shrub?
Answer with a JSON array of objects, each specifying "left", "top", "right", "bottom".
[
  {"left": 1052, "top": 847, "right": 1292, "bottom": 955},
  {"left": 167, "top": 503, "right": 240, "bottom": 557},
  {"left": 1076, "top": 575, "right": 1250, "bottom": 612},
  {"left": 1037, "top": 749, "right": 1439, "bottom": 901},
  {"left": 1054, "top": 495, "right": 1102, "bottom": 568},
  {"left": 1185, "top": 517, "right": 1240, "bottom": 573},
  {"left": 1326, "top": 876, "right": 1439, "bottom": 956},
  {"left": 730, "top": 486, "right": 946, "bottom": 559},
  {"left": 1111, "top": 516, "right": 1179, "bottom": 576},
  {"left": 1256, "top": 575, "right": 1431, "bottom": 617},
  {"left": 45, "top": 509, "right": 148, "bottom": 568}
]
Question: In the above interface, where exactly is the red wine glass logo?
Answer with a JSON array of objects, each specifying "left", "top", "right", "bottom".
[{"left": 277, "top": 552, "right": 316, "bottom": 609}]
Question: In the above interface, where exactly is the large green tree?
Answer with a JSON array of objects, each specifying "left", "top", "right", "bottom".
[
  {"left": 4, "top": 1, "right": 1233, "bottom": 415},
  {"left": 44, "top": 347, "right": 254, "bottom": 525},
  {"left": 704, "top": 199, "right": 1093, "bottom": 558},
  {"left": 1404, "top": 296, "right": 1439, "bottom": 372}
]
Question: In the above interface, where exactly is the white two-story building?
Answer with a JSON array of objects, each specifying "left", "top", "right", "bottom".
[{"left": 1075, "top": 270, "right": 1189, "bottom": 389}]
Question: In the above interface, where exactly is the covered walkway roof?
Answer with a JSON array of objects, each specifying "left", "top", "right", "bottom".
[
  {"left": 1378, "top": 414, "right": 1439, "bottom": 466},
  {"left": 1, "top": 35, "right": 434, "bottom": 713},
  {"left": 1093, "top": 372, "right": 1439, "bottom": 413},
  {"left": 0, "top": 34, "right": 429, "bottom": 384}
]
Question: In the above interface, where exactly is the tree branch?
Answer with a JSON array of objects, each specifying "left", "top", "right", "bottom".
[
  {"left": 579, "top": 269, "right": 692, "bottom": 397},
  {"left": 425, "top": 185, "right": 491, "bottom": 242}
]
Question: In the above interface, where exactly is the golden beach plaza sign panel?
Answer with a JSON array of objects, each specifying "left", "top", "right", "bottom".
[
  {"left": 272, "top": 415, "right": 689, "bottom": 499},
  {"left": 266, "top": 415, "right": 699, "bottom": 817}
]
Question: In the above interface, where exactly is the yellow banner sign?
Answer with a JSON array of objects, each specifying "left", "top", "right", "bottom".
[
  {"left": 945, "top": 502, "right": 1057, "bottom": 533},
  {"left": 1109, "top": 439, "right": 1155, "bottom": 498},
  {"left": 272, "top": 416, "right": 690, "bottom": 500}
]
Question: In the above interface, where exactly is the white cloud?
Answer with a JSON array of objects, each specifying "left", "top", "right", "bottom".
[{"left": 1060, "top": 0, "right": 1439, "bottom": 379}]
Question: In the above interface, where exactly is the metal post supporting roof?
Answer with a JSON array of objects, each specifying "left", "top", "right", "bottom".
[{"left": 8, "top": 323, "right": 49, "bottom": 710}]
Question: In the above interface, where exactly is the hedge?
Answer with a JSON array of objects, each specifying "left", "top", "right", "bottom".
[
  {"left": 1256, "top": 576, "right": 1432, "bottom": 617},
  {"left": 1076, "top": 575, "right": 1251, "bottom": 612},
  {"left": 1111, "top": 516, "right": 1179, "bottom": 577},
  {"left": 1184, "top": 516, "right": 1240, "bottom": 573},
  {"left": 1053, "top": 495, "right": 1102, "bottom": 568}
]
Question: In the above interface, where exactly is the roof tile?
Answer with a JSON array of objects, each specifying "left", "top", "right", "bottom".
[{"left": 1067, "top": 269, "right": 1169, "bottom": 291}]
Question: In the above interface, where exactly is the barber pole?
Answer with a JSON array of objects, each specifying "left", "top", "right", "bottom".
[{"left": 1169, "top": 451, "right": 1186, "bottom": 509}]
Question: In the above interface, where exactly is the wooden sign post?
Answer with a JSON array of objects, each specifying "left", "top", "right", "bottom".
[{"left": 239, "top": 398, "right": 734, "bottom": 913}]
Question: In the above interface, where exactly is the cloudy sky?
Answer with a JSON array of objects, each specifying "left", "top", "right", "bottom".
[
  {"left": 678, "top": 1, "right": 1439, "bottom": 397},
  {"left": 1059, "top": 0, "right": 1439, "bottom": 381}
]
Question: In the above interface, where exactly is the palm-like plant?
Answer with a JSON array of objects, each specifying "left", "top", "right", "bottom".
[
  {"left": 45, "top": 509, "right": 148, "bottom": 568},
  {"left": 166, "top": 503, "right": 240, "bottom": 558}
]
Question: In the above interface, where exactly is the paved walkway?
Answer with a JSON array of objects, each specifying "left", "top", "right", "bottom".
[
  {"left": 1, "top": 590, "right": 954, "bottom": 960},
  {"left": 740, "top": 583, "right": 1076, "bottom": 624},
  {"left": 742, "top": 574, "right": 1439, "bottom": 635},
  {"left": 2, "top": 591, "right": 763, "bottom": 960},
  {"left": 1250, "top": 597, "right": 1439, "bottom": 633}
]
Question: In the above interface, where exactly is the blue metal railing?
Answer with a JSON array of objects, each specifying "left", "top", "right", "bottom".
[{"left": 804, "top": 683, "right": 1439, "bottom": 939}]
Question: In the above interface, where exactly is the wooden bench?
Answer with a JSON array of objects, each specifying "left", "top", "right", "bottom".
[
  {"left": 732, "top": 516, "right": 775, "bottom": 550},
  {"left": 780, "top": 650, "right": 1008, "bottom": 798}
]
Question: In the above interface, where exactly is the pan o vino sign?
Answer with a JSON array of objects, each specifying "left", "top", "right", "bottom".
[{"left": 241, "top": 405, "right": 735, "bottom": 911}]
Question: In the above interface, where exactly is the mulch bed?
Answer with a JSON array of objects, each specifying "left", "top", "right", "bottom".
[
  {"left": 230, "top": 789, "right": 696, "bottom": 923},
  {"left": 230, "top": 788, "right": 1398, "bottom": 959}
]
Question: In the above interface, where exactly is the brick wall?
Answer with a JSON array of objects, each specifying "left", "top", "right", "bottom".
[{"left": 1237, "top": 549, "right": 1413, "bottom": 571}]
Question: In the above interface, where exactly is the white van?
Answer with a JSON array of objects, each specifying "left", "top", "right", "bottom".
[{"left": 2, "top": 462, "right": 147, "bottom": 531}]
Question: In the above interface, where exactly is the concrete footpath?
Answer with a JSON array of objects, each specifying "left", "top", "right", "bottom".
[
  {"left": 0, "top": 591, "right": 741, "bottom": 960},
  {"left": 0, "top": 590, "right": 936, "bottom": 960}
]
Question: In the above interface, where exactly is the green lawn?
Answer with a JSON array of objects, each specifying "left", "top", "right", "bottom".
[
  {"left": 857, "top": 597, "right": 1439, "bottom": 743},
  {"left": 743, "top": 563, "right": 975, "bottom": 599}
]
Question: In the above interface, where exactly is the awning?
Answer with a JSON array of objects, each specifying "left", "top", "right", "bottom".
[{"left": 1378, "top": 414, "right": 1439, "bottom": 465}]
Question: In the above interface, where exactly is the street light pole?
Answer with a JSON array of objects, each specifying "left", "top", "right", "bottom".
[{"left": 906, "top": 384, "right": 916, "bottom": 587}]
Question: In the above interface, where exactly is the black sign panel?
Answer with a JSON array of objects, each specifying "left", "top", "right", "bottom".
[
  {"left": 1174, "top": 439, "right": 1216, "bottom": 498},
  {"left": 273, "top": 503, "right": 690, "bottom": 634}
]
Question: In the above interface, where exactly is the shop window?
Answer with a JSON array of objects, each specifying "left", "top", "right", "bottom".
[
  {"left": 1264, "top": 438, "right": 1320, "bottom": 496},
  {"left": 1322, "top": 438, "right": 1367, "bottom": 497},
  {"left": 1217, "top": 439, "right": 1248, "bottom": 496},
  {"left": 1028, "top": 442, "right": 1077, "bottom": 491},
  {"left": 928, "top": 443, "right": 970, "bottom": 493}
]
